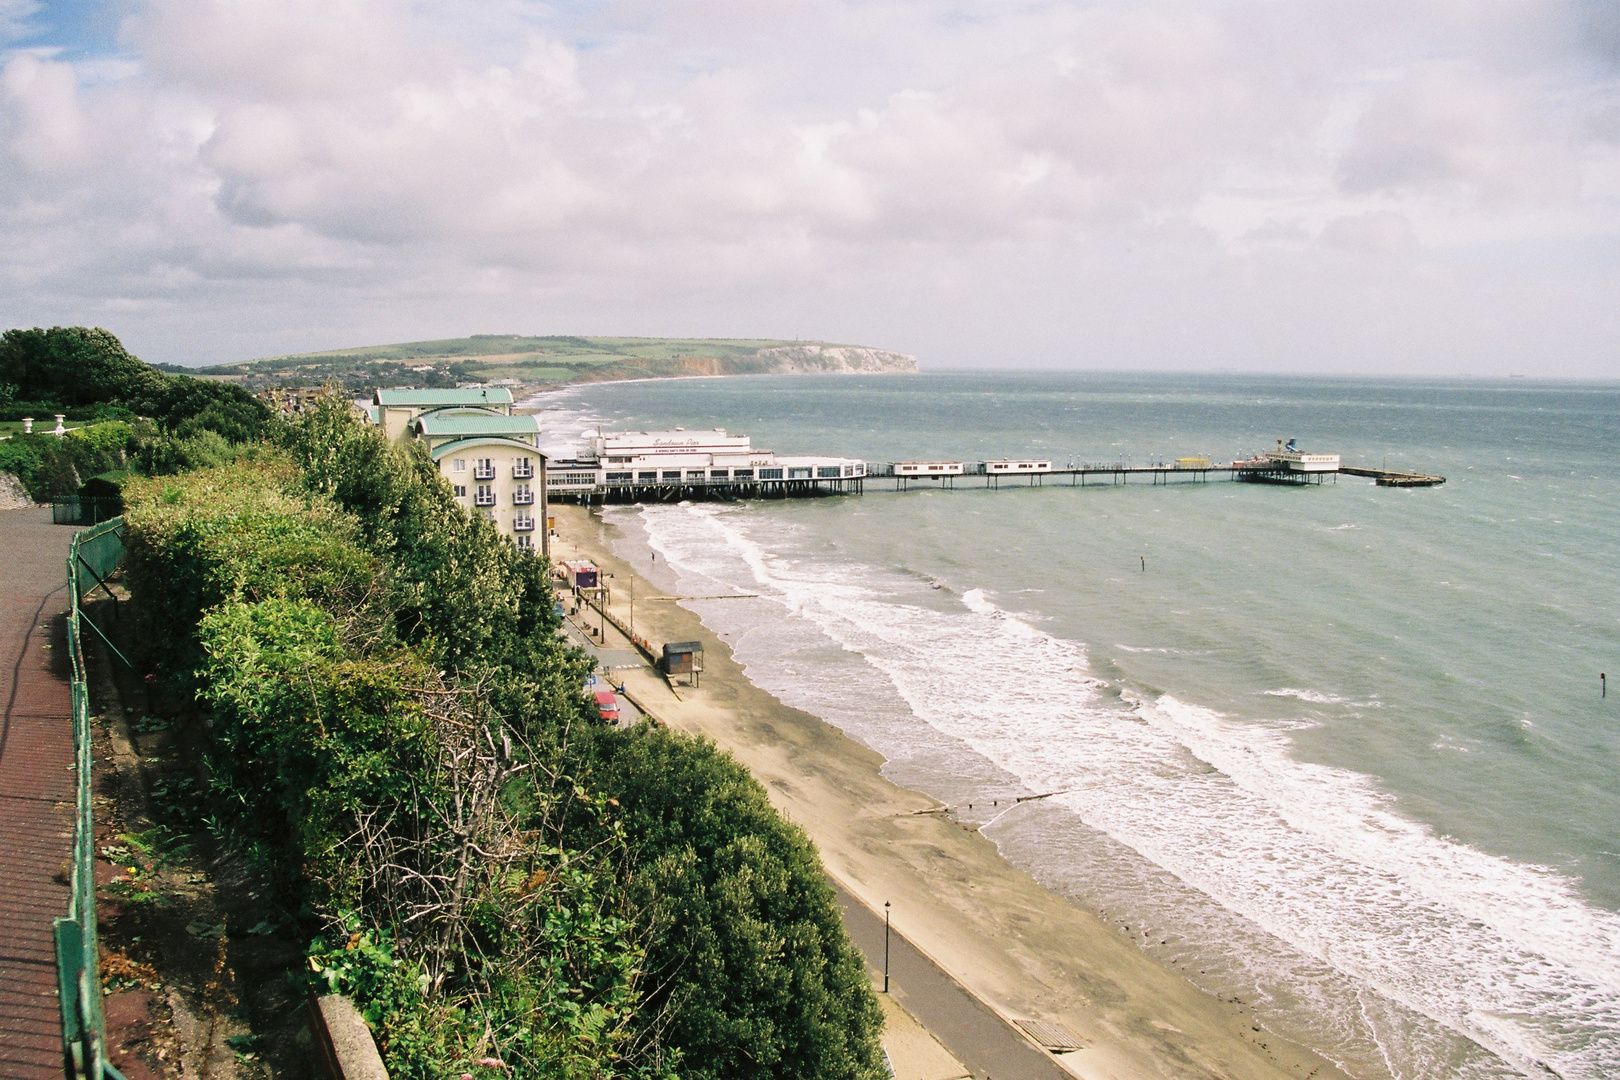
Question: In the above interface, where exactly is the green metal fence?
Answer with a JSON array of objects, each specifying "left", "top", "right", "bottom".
[
  {"left": 54, "top": 517, "right": 128, "bottom": 1080},
  {"left": 52, "top": 497, "right": 125, "bottom": 528}
]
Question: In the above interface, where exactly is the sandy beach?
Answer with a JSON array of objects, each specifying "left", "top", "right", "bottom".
[{"left": 550, "top": 502, "right": 1352, "bottom": 1080}]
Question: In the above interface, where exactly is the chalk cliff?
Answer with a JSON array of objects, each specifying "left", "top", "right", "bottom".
[{"left": 746, "top": 344, "right": 918, "bottom": 374}]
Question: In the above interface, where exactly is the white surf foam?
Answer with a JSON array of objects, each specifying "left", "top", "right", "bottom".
[
  {"left": 1264, "top": 687, "right": 1383, "bottom": 708},
  {"left": 631, "top": 502, "right": 1620, "bottom": 1080}
]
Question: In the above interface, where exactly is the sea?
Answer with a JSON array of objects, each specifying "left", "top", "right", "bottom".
[{"left": 530, "top": 371, "right": 1620, "bottom": 1080}]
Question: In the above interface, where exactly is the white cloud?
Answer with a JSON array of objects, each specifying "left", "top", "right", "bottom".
[{"left": 0, "top": 0, "right": 1618, "bottom": 374}]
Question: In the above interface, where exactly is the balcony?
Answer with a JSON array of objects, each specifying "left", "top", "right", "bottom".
[
  {"left": 474, "top": 492, "right": 497, "bottom": 507},
  {"left": 513, "top": 462, "right": 535, "bottom": 479},
  {"left": 513, "top": 516, "right": 536, "bottom": 532},
  {"left": 512, "top": 490, "right": 534, "bottom": 506},
  {"left": 473, "top": 465, "right": 496, "bottom": 480}
]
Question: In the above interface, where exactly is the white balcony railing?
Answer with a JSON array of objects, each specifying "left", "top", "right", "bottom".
[
  {"left": 513, "top": 463, "right": 535, "bottom": 479},
  {"left": 513, "top": 516, "right": 536, "bottom": 532},
  {"left": 513, "top": 491, "right": 534, "bottom": 505},
  {"left": 474, "top": 492, "right": 497, "bottom": 507},
  {"left": 473, "top": 465, "right": 496, "bottom": 480}
]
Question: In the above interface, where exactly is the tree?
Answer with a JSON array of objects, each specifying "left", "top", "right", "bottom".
[
  {"left": 0, "top": 326, "right": 159, "bottom": 408},
  {"left": 588, "top": 728, "right": 887, "bottom": 1080}
]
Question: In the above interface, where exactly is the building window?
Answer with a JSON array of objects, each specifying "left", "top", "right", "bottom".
[
  {"left": 734, "top": 469, "right": 754, "bottom": 480},
  {"left": 605, "top": 471, "right": 633, "bottom": 482},
  {"left": 788, "top": 467, "right": 812, "bottom": 479},
  {"left": 452, "top": 459, "right": 466, "bottom": 472},
  {"left": 817, "top": 466, "right": 840, "bottom": 478},
  {"left": 710, "top": 469, "right": 729, "bottom": 479},
  {"left": 759, "top": 468, "right": 783, "bottom": 480},
  {"left": 516, "top": 534, "right": 534, "bottom": 550},
  {"left": 637, "top": 471, "right": 658, "bottom": 481},
  {"left": 474, "top": 458, "right": 495, "bottom": 480},
  {"left": 475, "top": 484, "right": 496, "bottom": 506},
  {"left": 453, "top": 484, "right": 467, "bottom": 498},
  {"left": 662, "top": 470, "right": 682, "bottom": 481},
  {"left": 513, "top": 457, "right": 535, "bottom": 479}
]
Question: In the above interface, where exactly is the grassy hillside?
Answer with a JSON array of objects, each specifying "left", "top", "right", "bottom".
[{"left": 196, "top": 335, "right": 870, "bottom": 393}]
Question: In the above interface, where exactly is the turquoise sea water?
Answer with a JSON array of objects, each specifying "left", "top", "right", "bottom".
[{"left": 536, "top": 373, "right": 1620, "bottom": 1080}]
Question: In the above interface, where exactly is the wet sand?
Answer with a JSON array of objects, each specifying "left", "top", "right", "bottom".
[{"left": 550, "top": 503, "right": 1352, "bottom": 1080}]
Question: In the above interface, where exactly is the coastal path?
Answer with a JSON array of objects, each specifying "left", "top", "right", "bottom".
[
  {"left": 835, "top": 884, "right": 1072, "bottom": 1080},
  {"left": 0, "top": 506, "right": 78, "bottom": 1078}
]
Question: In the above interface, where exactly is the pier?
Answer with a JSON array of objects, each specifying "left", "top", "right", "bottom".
[
  {"left": 537, "top": 428, "right": 1444, "bottom": 505},
  {"left": 870, "top": 461, "right": 1333, "bottom": 489},
  {"left": 1339, "top": 466, "right": 1446, "bottom": 487}
]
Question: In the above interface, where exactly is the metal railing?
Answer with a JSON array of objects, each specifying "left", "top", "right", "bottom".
[{"left": 54, "top": 517, "right": 128, "bottom": 1080}]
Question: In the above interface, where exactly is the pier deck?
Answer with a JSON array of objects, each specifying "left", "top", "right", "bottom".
[
  {"left": 875, "top": 463, "right": 1333, "bottom": 488},
  {"left": 1339, "top": 466, "right": 1446, "bottom": 487},
  {"left": 543, "top": 461, "right": 1443, "bottom": 504}
]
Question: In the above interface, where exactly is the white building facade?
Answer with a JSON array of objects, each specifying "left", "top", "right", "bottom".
[{"left": 546, "top": 428, "right": 866, "bottom": 500}]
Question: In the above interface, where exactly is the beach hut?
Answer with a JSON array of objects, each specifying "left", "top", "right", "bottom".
[{"left": 662, "top": 641, "right": 704, "bottom": 687}]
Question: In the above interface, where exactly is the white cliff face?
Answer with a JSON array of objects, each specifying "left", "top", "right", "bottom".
[{"left": 751, "top": 344, "right": 918, "bottom": 374}]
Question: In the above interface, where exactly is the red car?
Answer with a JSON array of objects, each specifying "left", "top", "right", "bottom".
[{"left": 593, "top": 690, "right": 620, "bottom": 722}]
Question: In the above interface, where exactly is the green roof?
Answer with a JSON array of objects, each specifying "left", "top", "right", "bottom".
[
  {"left": 430, "top": 437, "right": 546, "bottom": 461},
  {"left": 415, "top": 413, "right": 541, "bottom": 439},
  {"left": 375, "top": 387, "right": 515, "bottom": 408}
]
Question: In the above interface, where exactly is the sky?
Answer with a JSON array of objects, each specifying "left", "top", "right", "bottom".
[{"left": 2, "top": 1, "right": 1619, "bottom": 374}]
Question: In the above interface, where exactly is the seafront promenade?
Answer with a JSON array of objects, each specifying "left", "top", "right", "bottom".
[{"left": 0, "top": 507, "right": 77, "bottom": 1077}]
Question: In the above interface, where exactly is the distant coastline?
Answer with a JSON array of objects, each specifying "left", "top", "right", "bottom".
[{"left": 185, "top": 334, "right": 918, "bottom": 397}]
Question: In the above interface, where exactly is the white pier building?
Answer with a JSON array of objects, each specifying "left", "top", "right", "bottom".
[
  {"left": 547, "top": 428, "right": 866, "bottom": 502},
  {"left": 1265, "top": 439, "right": 1341, "bottom": 473}
]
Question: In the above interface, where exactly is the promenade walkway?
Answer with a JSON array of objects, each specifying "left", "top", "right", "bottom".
[{"left": 0, "top": 507, "right": 76, "bottom": 1078}]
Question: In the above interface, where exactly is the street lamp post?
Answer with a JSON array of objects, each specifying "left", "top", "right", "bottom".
[{"left": 883, "top": 902, "right": 891, "bottom": 993}]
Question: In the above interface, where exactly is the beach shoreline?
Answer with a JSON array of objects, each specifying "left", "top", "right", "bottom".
[{"left": 550, "top": 502, "right": 1354, "bottom": 1080}]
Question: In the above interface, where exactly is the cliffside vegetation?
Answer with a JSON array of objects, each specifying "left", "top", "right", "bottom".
[
  {"left": 0, "top": 325, "right": 271, "bottom": 500},
  {"left": 111, "top": 392, "right": 884, "bottom": 1077}
]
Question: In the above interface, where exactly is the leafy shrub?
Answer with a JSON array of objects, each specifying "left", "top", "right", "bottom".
[
  {"left": 585, "top": 728, "right": 886, "bottom": 1080},
  {"left": 0, "top": 420, "right": 141, "bottom": 500},
  {"left": 119, "top": 404, "right": 886, "bottom": 1080}
]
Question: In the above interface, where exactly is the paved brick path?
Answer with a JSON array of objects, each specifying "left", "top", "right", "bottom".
[{"left": 0, "top": 507, "right": 75, "bottom": 1079}]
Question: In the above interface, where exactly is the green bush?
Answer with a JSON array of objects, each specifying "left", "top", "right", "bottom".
[
  {"left": 0, "top": 420, "right": 142, "bottom": 500},
  {"left": 122, "top": 458, "right": 388, "bottom": 681},
  {"left": 585, "top": 728, "right": 885, "bottom": 1080},
  {"left": 118, "top": 403, "right": 885, "bottom": 1080}
]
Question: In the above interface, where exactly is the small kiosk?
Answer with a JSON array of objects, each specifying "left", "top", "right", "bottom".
[{"left": 662, "top": 641, "right": 704, "bottom": 687}]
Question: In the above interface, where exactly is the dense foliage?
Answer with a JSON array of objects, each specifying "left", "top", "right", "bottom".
[
  {"left": 0, "top": 420, "right": 138, "bottom": 501},
  {"left": 118, "top": 398, "right": 885, "bottom": 1080},
  {"left": 0, "top": 325, "right": 269, "bottom": 438}
]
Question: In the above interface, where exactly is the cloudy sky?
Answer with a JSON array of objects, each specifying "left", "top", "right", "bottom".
[{"left": 2, "top": 1, "right": 1619, "bottom": 374}]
